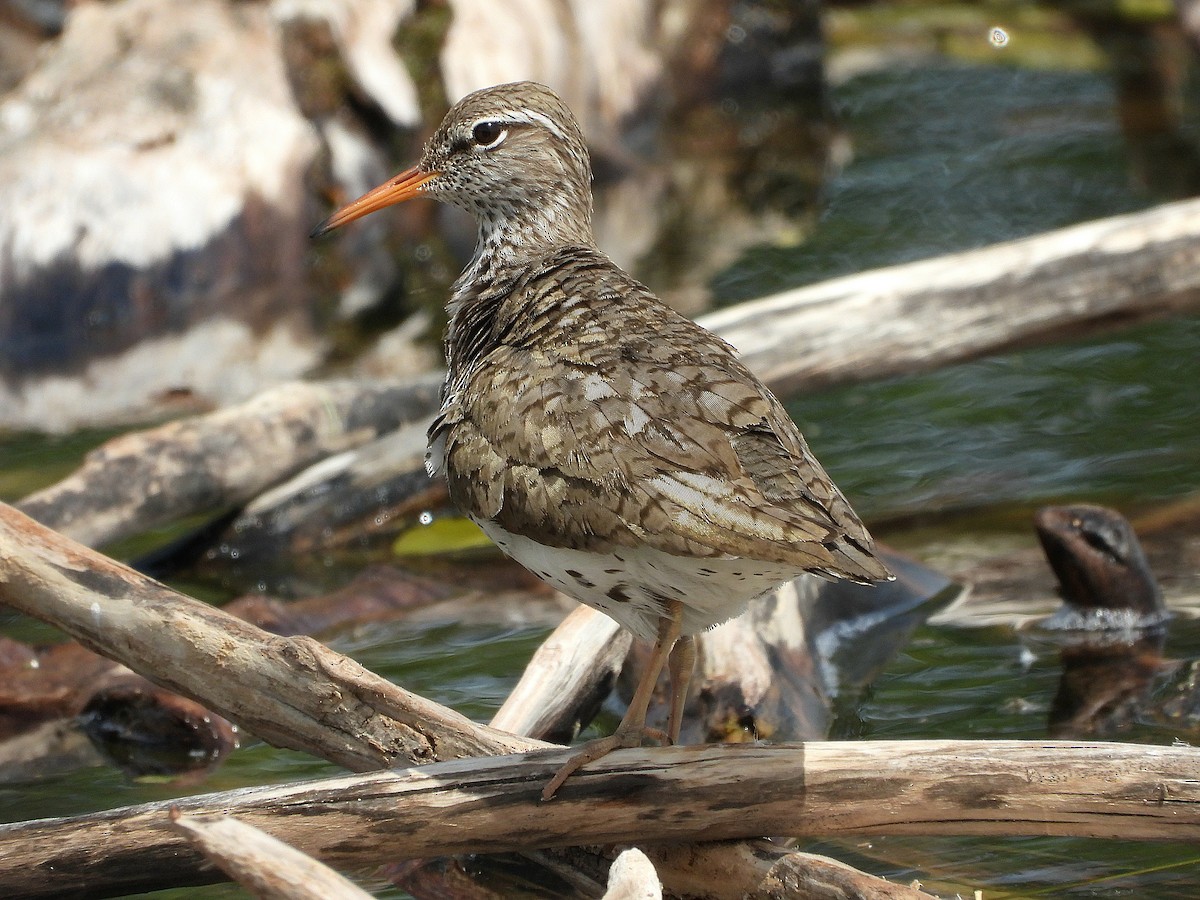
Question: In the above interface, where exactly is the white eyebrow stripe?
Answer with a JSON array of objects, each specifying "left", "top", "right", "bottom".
[{"left": 502, "top": 107, "right": 570, "bottom": 140}]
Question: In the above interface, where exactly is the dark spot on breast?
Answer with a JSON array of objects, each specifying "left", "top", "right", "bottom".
[
  {"left": 565, "top": 569, "right": 583, "bottom": 578},
  {"left": 604, "top": 568, "right": 623, "bottom": 574},
  {"left": 607, "top": 584, "right": 631, "bottom": 603}
]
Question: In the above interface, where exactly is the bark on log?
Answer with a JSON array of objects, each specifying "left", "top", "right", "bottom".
[
  {"left": 14, "top": 375, "right": 442, "bottom": 548},
  {"left": 0, "top": 740, "right": 1194, "bottom": 898},
  {"left": 703, "top": 196, "right": 1200, "bottom": 396},
  {"left": 0, "top": 501, "right": 541, "bottom": 771}
]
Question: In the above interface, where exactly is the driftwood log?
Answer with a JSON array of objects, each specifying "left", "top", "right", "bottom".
[
  {"left": 490, "top": 604, "right": 631, "bottom": 743},
  {"left": 0, "top": 498, "right": 1194, "bottom": 899},
  {"left": 706, "top": 195, "right": 1200, "bottom": 395},
  {"left": 0, "top": 740, "right": 1194, "bottom": 898},
  {"left": 0, "top": 501, "right": 539, "bottom": 770},
  {"left": 170, "top": 812, "right": 377, "bottom": 900}
]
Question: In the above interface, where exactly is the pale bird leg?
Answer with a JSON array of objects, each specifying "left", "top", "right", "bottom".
[
  {"left": 667, "top": 633, "right": 696, "bottom": 744},
  {"left": 541, "top": 600, "right": 684, "bottom": 801}
]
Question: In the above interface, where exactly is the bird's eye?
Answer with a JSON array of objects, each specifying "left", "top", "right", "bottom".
[{"left": 471, "top": 121, "right": 508, "bottom": 150}]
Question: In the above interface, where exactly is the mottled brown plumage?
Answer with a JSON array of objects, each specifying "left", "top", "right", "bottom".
[{"left": 314, "top": 81, "right": 890, "bottom": 798}]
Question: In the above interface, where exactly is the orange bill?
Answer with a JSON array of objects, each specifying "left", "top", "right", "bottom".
[{"left": 310, "top": 165, "right": 439, "bottom": 238}]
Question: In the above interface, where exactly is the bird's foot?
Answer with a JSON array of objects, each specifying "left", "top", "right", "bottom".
[{"left": 541, "top": 725, "right": 669, "bottom": 801}]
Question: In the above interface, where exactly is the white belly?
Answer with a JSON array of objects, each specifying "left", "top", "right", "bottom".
[{"left": 474, "top": 518, "right": 801, "bottom": 641}]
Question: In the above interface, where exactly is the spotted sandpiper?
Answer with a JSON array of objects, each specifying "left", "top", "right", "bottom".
[{"left": 313, "top": 81, "right": 891, "bottom": 799}]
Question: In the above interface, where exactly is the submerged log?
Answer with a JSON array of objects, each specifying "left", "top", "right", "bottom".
[{"left": 0, "top": 739, "right": 1194, "bottom": 898}]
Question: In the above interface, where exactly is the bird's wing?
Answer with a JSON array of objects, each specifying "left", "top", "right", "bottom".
[
  {"left": 436, "top": 267, "right": 888, "bottom": 583},
  {"left": 610, "top": 358, "right": 889, "bottom": 582}
]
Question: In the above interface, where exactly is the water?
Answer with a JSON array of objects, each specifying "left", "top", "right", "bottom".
[{"left": 4, "top": 14, "right": 1200, "bottom": 899}]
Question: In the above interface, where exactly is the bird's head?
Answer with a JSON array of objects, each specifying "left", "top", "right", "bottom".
[{"left": 312, "top": 81, "right": 594, "bottom": 249}]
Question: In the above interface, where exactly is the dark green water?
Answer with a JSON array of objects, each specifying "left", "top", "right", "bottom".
[{"left": 4, "top": 24, "right": 1200, "bottom": 900}]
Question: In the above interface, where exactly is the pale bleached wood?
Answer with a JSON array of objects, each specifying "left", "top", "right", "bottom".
[
  {"left": 490, "top": 604, "right": 632, "bottom": 741},
  {"left": 0, "top": 501, "right": 543, "bottom": 771},
  {"left": 170, "top": 812, "right": 376, "bottom": 900},
  {"left": 0, "top": 740, "right": 1194, "bottom": 898},
  {"left": 602, "top": 848, "right": 661, "bottom": 900},
  {"left": 673, "top": 578, "right": 829, "bottom": 744},
  {"left": 15, "top": 374, "right": 442, "bottom": 548},
  {"left": 703, "top": 197, "right": 1200, "bottom": 396}
]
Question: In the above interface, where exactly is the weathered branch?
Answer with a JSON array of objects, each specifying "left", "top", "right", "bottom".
[
  {"left": 704, "top": 196, "right": 1200, "bottom": 395},
  {"left": 0, "top": 501, "right": 541, "bottom": 771},
  {"left": 0, "top": 740, "right": 1194, "bottom": 898},
  {"left": 490, "top": 605, "right": 631, "bottom": 742},
  {"left": 642, "top": 842, "right": 932, "bottom": 900},
  {"left": 15, "top": 375, "right": 443, "bottom": 548},
  {"left": 170, "top": 812, "right": 376, "bottom": 900}
]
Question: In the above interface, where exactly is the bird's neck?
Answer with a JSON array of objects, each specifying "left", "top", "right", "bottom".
[
  {"left": 465, "top": 189, "right": 595, "bottom": 278},
  {"left": 445, "top": 197, "right": 594, "bottom": 376}
]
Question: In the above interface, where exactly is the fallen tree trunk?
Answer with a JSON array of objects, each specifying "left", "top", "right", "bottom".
[
  {"left": 0, "top": 739, "right": 1194, "bottom": 898},
  {"left": 704, "top": 195, "right": 1200, "bottom": 395}
]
